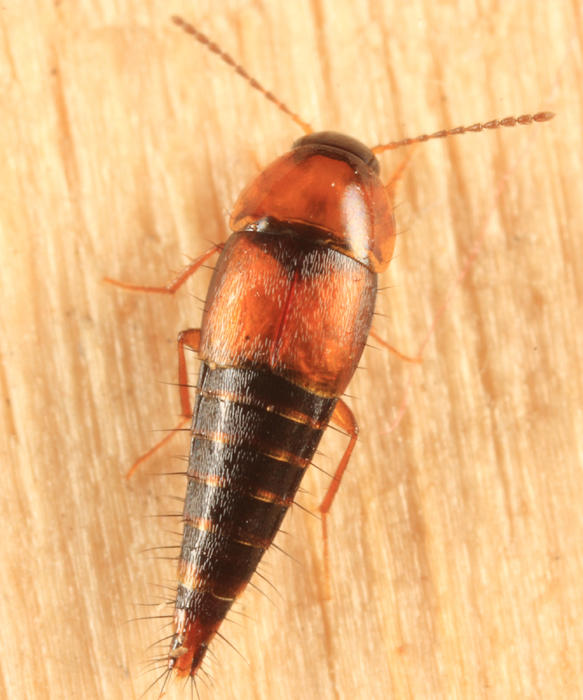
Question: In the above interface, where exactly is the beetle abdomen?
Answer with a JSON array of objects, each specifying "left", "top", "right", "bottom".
[{"left": 171, "top": 364, "right": 336, "bottom": 675}]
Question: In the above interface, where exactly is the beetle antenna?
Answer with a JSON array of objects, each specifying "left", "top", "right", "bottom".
[
  {"left": 171, "top": 15, "right": 313, "bottom": 135},
  {"left": 371, "top": 111, "right": 555, "bottom": 154}
]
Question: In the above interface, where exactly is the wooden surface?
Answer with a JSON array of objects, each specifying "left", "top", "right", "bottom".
[{"left": 1, "top": 2, "right": 580, "bottom": 699}]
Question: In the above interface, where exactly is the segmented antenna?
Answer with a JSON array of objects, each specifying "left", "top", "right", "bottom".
[
  {"left": 171, "top": 15, "right": 313, "bottom": 135},
  {"left": 371, "top": 112, "right": 555, "bottom": 154},
  {"left": 171, "top": 15, "right": 554, "bottom": 151}
]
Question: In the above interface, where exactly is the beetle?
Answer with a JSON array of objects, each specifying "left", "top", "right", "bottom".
[{"left": 106, "top": 15, "right": 553, "bottom": 697}]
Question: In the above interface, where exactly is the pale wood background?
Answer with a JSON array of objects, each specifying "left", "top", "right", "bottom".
[{"left": 1, "top": 1, "right": 580, "bottom": 699}]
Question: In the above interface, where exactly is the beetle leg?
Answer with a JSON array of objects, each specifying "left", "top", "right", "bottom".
[
  {"left": 177, "top": 329, "right": 201, "bottom": 417},
  {"left": 383, "top": 144, "right": 418, "bottom": 202},
  {"left": 368, "top": 328, "right": 422, "bottom": 364},
  {"left": 124, "top": 415, "right": 190, "bottom": 480},
  {"left": 318, "top": 399, "right": 359, "bottom": 594},
  {"left": 124, "top": 328, "right": 201, "bottom": 480},
  {"left": 104, "top": 244, "right": 222, "bottom": 295}
]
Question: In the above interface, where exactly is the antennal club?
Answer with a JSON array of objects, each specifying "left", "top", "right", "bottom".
[
  {"left": 171, "top": 15, "right": 313, "bottom": 135},
  {"left": 371, "top": 111, "right": 555, "bottom": 154}
]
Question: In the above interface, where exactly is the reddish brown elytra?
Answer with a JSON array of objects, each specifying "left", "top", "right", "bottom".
[{"left": 105, "top": 14, "right": 554, "bottom": 697}]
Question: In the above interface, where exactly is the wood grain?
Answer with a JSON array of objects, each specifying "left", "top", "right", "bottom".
[{"left": 1, "top": 1, "right": 580, "bottom": 699}]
